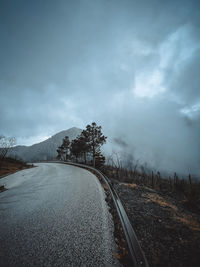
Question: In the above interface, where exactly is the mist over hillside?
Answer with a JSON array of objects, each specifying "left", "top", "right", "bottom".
[
  {"left": 100, "top": 113, "right": 200, "bottom": 178},
  {"left": 7, "top": 123, "right": 200, "bottom": 177},
  {"left": 8, "top": 127, "right": 82, "bottom": 162}
]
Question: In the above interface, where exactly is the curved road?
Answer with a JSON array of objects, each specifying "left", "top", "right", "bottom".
[{"left": 0, "top": 163, "right": 120, "bottom": 266}]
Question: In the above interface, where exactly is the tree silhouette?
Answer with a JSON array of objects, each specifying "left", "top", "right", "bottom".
[
  {"left": 82, "top": 122, "right": 107, "bottom": 167},
  {"left": 56, "top": 136, "right": 70, "bottom": 160},
  {"left": 70, "top": 138, "right": 81, "bottom": 162}
]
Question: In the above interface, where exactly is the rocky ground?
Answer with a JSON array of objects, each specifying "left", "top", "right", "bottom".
[{"left": 113, "top": 182, "right": 200, "bottom": 267}]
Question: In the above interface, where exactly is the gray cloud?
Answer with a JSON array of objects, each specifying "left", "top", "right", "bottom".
[{"left": 0, "top": 0, "right": 200, "bottom": 175}]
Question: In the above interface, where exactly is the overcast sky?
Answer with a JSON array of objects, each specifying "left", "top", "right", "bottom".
[{"left": 0, "top": 0, "right": 200, "bottom": 175}]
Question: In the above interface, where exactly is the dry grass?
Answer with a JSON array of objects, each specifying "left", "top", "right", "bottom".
[
  {"left": 123, "top": 182, "right": 138, "bottom": 189},
  {"left": 103, "top": 165, "right": 200, "bottom": 215},
  {"left": 0, "top": 158, "right": 33, "bottom": 178},
  {"left": 144, "top": 192, "right": 178, "bottom": 212},
  {"left": 115, "top": 182, "right": 200, "bottom": 266},
  {"left": 102, "top": 183, "right": 109, "bottom": 191},
  {"left": 174, "top": 214, "right": 200, "bottom": 232},
  {"left": 144, "top": 192, "right": 200, "bottom": 232}
]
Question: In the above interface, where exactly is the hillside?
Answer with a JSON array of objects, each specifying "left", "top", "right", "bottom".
[{"left": 8, "top": 127, "right": 82, "bottom": 162}]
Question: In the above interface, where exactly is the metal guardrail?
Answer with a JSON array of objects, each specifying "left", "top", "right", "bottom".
[{"left": 64, "top": 162, "right": 149, "bottom": 267}]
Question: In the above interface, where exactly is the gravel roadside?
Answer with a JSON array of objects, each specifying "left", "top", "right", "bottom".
[{"left": 113, "top": 182, "right": 200, "bottom": 267}]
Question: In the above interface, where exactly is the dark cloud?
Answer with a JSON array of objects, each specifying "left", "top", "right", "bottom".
[{"left": 0, "top": 0, "right": 200, "bottom": 175}]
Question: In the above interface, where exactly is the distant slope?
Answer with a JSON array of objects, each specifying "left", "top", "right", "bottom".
[{"left": 8, "top": 127, "right": 82, "bottom": 162}]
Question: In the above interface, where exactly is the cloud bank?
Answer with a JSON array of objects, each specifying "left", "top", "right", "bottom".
[{"left": 0, "top": 0, "right": 200, "bottom": 175}]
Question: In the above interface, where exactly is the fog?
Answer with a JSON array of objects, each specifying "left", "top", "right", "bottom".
[{"left": 0, "top": 0, "right": 199, "bottom": 176}]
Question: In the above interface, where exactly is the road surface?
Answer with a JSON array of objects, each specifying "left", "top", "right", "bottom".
[{"left": 0, "top": 163, "right": 120, "bottom": 266}]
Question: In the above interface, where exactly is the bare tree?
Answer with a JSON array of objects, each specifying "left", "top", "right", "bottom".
[{"left": 0, "top": 135, "right": 16, "bottom": 167}]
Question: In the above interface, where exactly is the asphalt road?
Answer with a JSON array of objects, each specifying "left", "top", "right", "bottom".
[{"left": 0, "top": 163, "right": 120, "bottom": 266}]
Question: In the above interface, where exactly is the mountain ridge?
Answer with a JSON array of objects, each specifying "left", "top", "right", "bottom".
[{"left": 8, "top": 127, "right": 82, "bottom": 162}]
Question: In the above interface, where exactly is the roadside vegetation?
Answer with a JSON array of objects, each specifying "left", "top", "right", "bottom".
[
  {"left": 0, "top": 135, "right": 16, "bottom": 169},
  {"left": 0, "top": 157, "right": 33, "bottom": 178},
  {"left": 102, "top": 157, "right": 200, "bottom": 213},
  {"left": 0, "top": 157, "right": 34, "bottom": 192},
  {"left": 0, "top": 135, "right": 33, "bottom": 191}
]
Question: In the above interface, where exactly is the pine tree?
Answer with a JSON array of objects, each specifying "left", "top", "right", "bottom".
[
  {"left": 82, "top": 122, "right": 107, "bottom": 167},
  {"left": 56, "top": 136, "right": 70, "bottom": 161},
  {"left": 70, "top": 138, "right": 81, "bottom": 162},
  {"left": 62, "top": 136, "right": 70, "bottom": 160},
  {"left": 70, "top": 134, "right": 90, "bottom": 163},
  {"left": 56, "top": 146, "right": 64, "bottom": 160}
]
